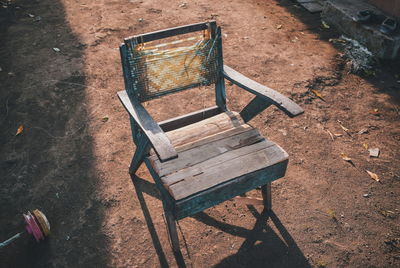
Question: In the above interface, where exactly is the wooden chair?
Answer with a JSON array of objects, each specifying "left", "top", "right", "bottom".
[{"left": 117, "top": 21, "right": 303, "bottom": 253}]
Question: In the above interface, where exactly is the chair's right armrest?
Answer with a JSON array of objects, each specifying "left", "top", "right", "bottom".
[
  {"left": 117, "top": 91, "right": 178, "bottom": 162},
  {"left": 223, "top": 65, "right": 304, "bottom": 118}
]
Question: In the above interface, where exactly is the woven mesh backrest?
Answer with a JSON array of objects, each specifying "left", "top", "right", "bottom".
[{"left": 126, "top": 30, "right": 220, "bottom": 101}]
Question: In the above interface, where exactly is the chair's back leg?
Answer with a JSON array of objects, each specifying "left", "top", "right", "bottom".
[
  {"left": 215, "top": 26, "right": 227, "bottom": 111},
  {"left": 261, "top": 182, "right": 272, "bottom": 211},
  {"left": 164, "top": 210, "right": 181, "bottom": 253}
]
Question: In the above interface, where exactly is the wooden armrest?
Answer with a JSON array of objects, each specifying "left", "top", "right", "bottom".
[
  {"left": 223, "top": 65, "right": 304, "bottom": 117},
  {"left": 117, "top": 91, "right": 178, "bottom": 162}
]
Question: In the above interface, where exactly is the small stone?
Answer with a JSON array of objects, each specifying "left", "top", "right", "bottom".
[
  {"left": 66, "top": 235, "right": 70, "bottom": 241},
  {"left": 53, "top": 47, "right": 60, "bottom": 52},
  {"left": 363, "top": 193, "right": 370, "bottom": 198},
  {"left": 369, "top": 148, "right": 380, "bottom": 158},
  {"left": 138, "top": 18, "right": 144, "bottom": 22}
]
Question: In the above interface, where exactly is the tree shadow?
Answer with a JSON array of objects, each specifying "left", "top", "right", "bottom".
[
  {"left": 0, "top": 0, "right": 110, "bottom": 267},
  {"left": 131, "top": 176, "right": 309, "bottom": 268}
]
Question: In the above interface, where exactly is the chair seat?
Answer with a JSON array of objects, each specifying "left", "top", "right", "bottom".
[{"left": 149, "top": 111, "right": 288, "bottom": 201}]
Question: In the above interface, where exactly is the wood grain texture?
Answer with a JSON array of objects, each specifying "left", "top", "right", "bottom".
[
  {"left": 174, "top": 160, "right": 288, "bottom": 219},
  {"left": 159, "top": 106, "right": 221, "bottom": 132},
  {"left": 125, "top": 21, "right": 216, "bottom": 44},
  {"left": 163, "top": 140, "right": 288, "bottom": 200},
  {"left": 151, "top": 128, "right": 263, "bottom": 177},
  {"left": 165, "top": 111, "right": 245, "bottom": 148},
  {"left": 223, "top": 65, "right": 304, "bottom": 117},
  {"left": 117, "top": 90, "right": 177, "bottom": 162}
]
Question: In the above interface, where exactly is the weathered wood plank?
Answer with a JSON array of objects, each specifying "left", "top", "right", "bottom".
[
  {"left": 159, "top": 106, "right": 221, "bottom": 132},
  {"left": 125, "top": 21, "right": 216, "bottom": 44},
  {"left": 150, "top": 123, "right": 252, "bottom": 158},
  {"left": 172, "top": 124, "right": 252, "bottom": 153},
  {"left": 162, "top": 139, "right": 276, "bottom": 186},
  {"left": 117, "top": 90, "right": 177, "bottom": 162},
  {"left": 152, "top": 128, "right": 263, "bottom": 177},
  {"left": 165, "top": 111, "right": 245, "bottom": 148},
  {"left": 174, "top": 160, "right": 288, "bottom": 219},
  {"left": 240, "top": 95, "right": 272, "bottom": 122},
  {"left": 163, "top": 141, "right": 288, "bottom": 200},
  {"left": 223, "top": 65, "right": 304, "bottom": 118}
]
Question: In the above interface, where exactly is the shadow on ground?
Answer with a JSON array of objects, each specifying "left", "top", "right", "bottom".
[
  {"left": 132, "top": 176, "right": 310, "bottom": 268},
  {"left": 0, "top": 0, "right": 110, "bottom": 267},
  {"left": 274, "top": 0, "right": 400, "bottom": 106}
]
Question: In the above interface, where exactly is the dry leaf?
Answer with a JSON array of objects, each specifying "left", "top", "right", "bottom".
[
  {"left": 311, "top": 90, "right": 326, "bottom": 102},
  {"left": 366, "top": 170, "right": 380, "bottom": 182},
  {"left": 358, "top": 128, "right": 369, "bottom": 134},
  {"left": 322, "top": 21, "right": 330, "bottom": 29},
  {"left": 16, "top": 125, "right": 24, "bottom": 136},
  {"left": 340, "top": 124, "right": 349, "bottom": 132},
  {"left": 337, "top": 120, "right": 352, "bottom": 137},
  {"left": 334, "top": 133, "right": 343, "bottom": 137},
  {"left": 326, "top": 129, "right": 334, "bottom": 141},
  {"left": 370, "top": 109, "right": 380, "bottom": 116},
  {"left": 363, "top": 143, "right": 369, "bottom": 150},
  {"left": 340, "top": 153, "right": 356, "bottom": 167},
  {"left": 340, "top": 153, "right": 352, "bottom": 162}
]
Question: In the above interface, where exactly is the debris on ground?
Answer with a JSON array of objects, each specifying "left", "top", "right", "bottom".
[
  {"left": 366, "top": 170, "right": 380, "bottom": 182},
  {"left": 337, "top": 120, "right": 352, "bottom": 137},
  {"left": 340, "top": 153, "right": 355, "bottom": 167},
  {"left": 321, "top": 20, "right": 330, "bottom": 29},
  {"left": 358, "top": 128, "right": 369, "bottom": 135},
  {"left": 15, "top": 125, "right": 23, "bottom": 135},
  {"left": 369, "top": 148, "right": 380, "bottom": 158},
  {"left": 330, "top": 36, "right": 376, "bottom": 75},
  {"left": 310, "top": 89, "right": 326, "bottom": 102}
]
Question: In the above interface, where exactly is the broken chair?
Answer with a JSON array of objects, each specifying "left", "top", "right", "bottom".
[{"left": 117, "top": 21, "right": 303, "bottom": 253}]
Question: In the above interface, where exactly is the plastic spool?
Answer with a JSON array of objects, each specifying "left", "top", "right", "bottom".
[{"left": 23, "top": 209, "right": 50, "bottom": 242}]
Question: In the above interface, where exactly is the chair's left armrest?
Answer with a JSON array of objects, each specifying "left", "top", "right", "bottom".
[
  {"left": 117, "top": 91, "right": 178, "bottom": 162},
  {"left": 223, "top": 65, "right": 304, "bottom": 117}
]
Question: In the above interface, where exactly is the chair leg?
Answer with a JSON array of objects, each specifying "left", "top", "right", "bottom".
[
  {"left": 129, "top": 139, "right": 149, "bottom": 176},
  {"left": 261, "top": 182, "right": 272, "bottom": 211},
  {"left": 164, "top": 210, "right": 180, "bottom": 253}
]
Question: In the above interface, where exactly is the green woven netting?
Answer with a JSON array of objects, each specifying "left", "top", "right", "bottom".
[{"left": 127, "top": 32, "right": 220, "bottom": 101}]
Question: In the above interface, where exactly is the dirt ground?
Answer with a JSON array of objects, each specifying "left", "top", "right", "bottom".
[{"left": 1, "top": 0, "right": 399, "bottom": 267}]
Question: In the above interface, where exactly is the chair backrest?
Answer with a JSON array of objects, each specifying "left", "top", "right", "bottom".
[{"left": 120, "top": 21, "right": 224, "bottom": 102}]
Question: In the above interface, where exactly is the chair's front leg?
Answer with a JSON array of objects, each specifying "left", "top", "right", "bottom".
[
  {"left": 164, "top": 210, "right": 181, "bottom": 253},
  {"left": 261, "top": 182, "right": 272, "bottom": 211}
]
